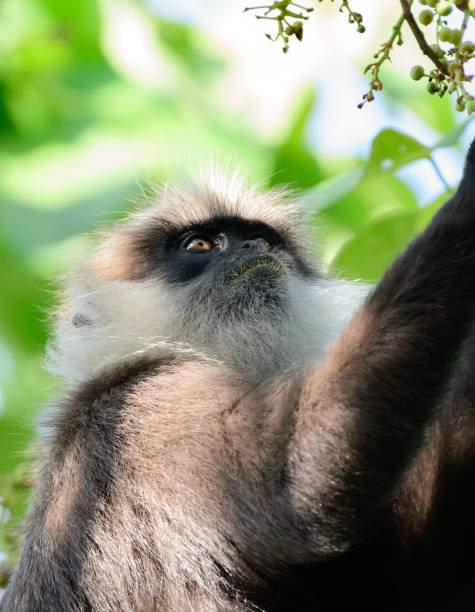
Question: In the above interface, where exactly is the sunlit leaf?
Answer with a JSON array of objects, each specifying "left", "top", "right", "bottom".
[
  {"left": 318, "top": 173, "right": 418, "bottom": 233},
  {"left": 331, "top": 211, "right": 419, "bottom": 281},
  {"left": 364, "top": 128, "right": 431, "bottom": 178},
  {"left": 331, "top": 187, "right": 456, "bottom": 282}
]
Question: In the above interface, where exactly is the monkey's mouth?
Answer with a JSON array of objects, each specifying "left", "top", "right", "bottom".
[{"left": 224, "top": 255, "right": 284, "bottom": 285}]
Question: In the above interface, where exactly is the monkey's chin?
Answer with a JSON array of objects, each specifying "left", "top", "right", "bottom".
[
  {"left": 218, "top": 263, "right": 287, "bottom": 314},
  {"left": 223, "top": 254, "right": 285, "bottom": 286}
]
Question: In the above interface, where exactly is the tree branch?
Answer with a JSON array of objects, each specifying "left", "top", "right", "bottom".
[{"left": 400, "top": 0, "right": 449, "bottom": 76}]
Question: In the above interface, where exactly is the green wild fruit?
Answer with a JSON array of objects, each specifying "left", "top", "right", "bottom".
[
  {"left": 436, "top": 1, "right": 452, "bottom": 15},
  {"left": 450, "top": 30, "right": 462, "bottom": 45},
  {"left": 439, "top": 27, "right": 452, "bottom": 42},
  {"left": 427, "top": 81, "right": 439, "bottom": 94},
  {"left": 419, "top": 9, "right": 434, "bottom": 25},
  {"left": 410, "top": 65, "right": 425, "bottom": 80}
]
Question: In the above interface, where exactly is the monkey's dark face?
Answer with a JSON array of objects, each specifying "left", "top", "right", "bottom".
[{"left": 156, "top": 216, "right": 315, "bottom": 313}]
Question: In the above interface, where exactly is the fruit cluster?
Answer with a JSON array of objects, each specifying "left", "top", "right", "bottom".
[
  {"left": 246, "top": 0, "right": 475, "bottom": 114},
  {"left": 406, "top": 0, "right": 475, "bottom": 113},
  {"left": 244, "top": 1, "right": 315, "bottom": 54}
]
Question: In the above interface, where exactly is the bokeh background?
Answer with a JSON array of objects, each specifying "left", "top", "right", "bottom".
[{"left": 0, "top": 0, "right": 474, "bottom": 575}]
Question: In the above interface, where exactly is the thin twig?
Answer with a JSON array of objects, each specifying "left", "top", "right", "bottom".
[{"left": 430, "top": 156, "right": 450, "bottom": 191}]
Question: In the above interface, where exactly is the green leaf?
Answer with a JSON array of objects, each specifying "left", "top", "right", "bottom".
[
  {"left": 331, "top": 211, "right": 419, "bottom": 281},
  {"left": 330, "top": 188, "right": 456, "bottom": 282},
  {"left": 317, "top": 173, "right": 418, "bottom": 234},
  {"left": 364, "top": 128, "right": 431, "bottom": 178},
  {"left": 314, "top": 174, "right": 418, "bottom": 274}
]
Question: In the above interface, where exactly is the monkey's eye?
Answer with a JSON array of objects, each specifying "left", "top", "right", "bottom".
[
  {"left": 253, "top": 237, "right": 271, "bottom": 251},
  {"left": 184, "top": 237, "right": 215, "bottom": 252}
]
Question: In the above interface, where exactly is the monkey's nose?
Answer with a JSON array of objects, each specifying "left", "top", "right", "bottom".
[{"left": 240, "top": 238, "right": 271, "bottom": 251}]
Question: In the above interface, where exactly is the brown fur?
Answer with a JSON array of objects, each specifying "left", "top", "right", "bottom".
[{"left": 4, "top": 149, "right": 475, "bottom": 611}]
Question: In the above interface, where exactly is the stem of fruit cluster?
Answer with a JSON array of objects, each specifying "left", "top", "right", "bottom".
[{"left": 400, "top": 0, "right": 449, "bottom": 75}]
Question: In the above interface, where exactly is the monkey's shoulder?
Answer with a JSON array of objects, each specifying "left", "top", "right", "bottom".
[{"left": 42, "top": 359, "right": 252, "bottom": 463}]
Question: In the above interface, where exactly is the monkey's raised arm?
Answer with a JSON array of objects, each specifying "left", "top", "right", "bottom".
[{"left": 256, "top": 147, "right": 475, "bottom": 563}]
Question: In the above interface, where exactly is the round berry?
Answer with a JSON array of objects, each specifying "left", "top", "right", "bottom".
[
  {"left": 427, "top": 81, "right": 439, "bottom": 94},
  {"left": 450, "top": 29, "right": 462, "bottom": 45},
  {"left": 455, "top": 102, "right": 466, "bottom": 112},
  {"left": 439, "top": 27, "right": 452, "bottom": 42},
  {"left": 461, "top": 41, "right": 474, "bottom": 54},
  {"left": 430, "top": 43, "right": 444, "bottom": 57},
  {"left": 436, "top": 1, "right": 452, "bottom": 16},
  {"left": 410, "top": 65, "right": 425, "bottom": 80},
  {"left": 357, "top": 24, "right": 366, "bottom": 33},
  {"left": 419, "top": 9, "right": 434, "bottom": 25}
]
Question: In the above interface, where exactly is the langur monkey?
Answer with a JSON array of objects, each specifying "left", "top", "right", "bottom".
[{"left": 3, "top": 142, "right": 475, "bottom": 612}]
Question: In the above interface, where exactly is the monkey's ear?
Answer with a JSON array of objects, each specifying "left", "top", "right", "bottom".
[{"left": 460, "top": 135, "right": 475, "bottom": 191}]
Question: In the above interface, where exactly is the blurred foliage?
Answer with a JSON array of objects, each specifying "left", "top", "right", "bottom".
[{"left": 0, "top": 0, "right": 472, "bottom": 572}]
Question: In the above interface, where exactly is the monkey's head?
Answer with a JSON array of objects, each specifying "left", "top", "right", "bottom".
[{"left": 49, "top": 173, "right": 366, "bottom": 382}]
